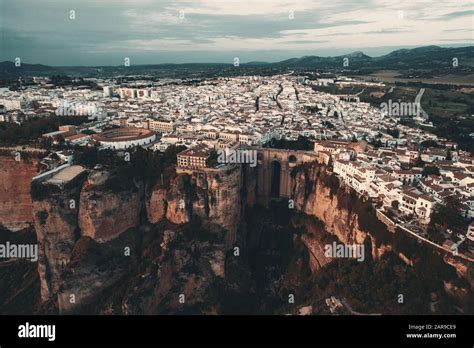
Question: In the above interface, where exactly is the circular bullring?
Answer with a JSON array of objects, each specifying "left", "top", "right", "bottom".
[{"left": 93, "top": 128, "right": 156, "bottom": 149}]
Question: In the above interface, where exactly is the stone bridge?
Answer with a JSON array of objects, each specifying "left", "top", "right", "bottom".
[{"left": 255, "top": 148, "right": 318, "bottom": 206}]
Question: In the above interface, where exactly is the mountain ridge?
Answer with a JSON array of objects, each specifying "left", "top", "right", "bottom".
[{"left": 1, "top": 45, "right": 473, "bottom": 77}]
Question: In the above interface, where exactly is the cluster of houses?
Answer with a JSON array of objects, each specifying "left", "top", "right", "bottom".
[
  {"left": 2, "top": 74, "right": 442, "bottom": 155},
  {"left": 317, "top": 139, "right": 473, "bottom": 243},
  {"left": 2, "top": 74, "right": 473, "bottom": 245}
]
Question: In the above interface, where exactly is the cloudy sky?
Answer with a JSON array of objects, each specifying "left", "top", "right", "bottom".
[{"left": 1, "top": 0, "right": 472, "bottom": 66}]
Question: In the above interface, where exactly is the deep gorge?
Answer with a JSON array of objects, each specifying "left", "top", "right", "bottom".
[{"left": 0, "top": 154, "right": 472, "bottom": 314}]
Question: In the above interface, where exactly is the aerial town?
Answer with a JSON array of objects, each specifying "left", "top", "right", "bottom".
[
  {"left": 2, "top": 0, "right": 474, "bottom": 343},
  {"left": 1, "top": 73, "right": 473, "bottom": 261}
]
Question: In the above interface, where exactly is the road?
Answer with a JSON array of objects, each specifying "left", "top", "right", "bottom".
[
  {"left": 355, "top": 88, "right": 366, "bottom": 96},
  {"left": 414, "top": 88, "right": 429, "bottom": 119}
]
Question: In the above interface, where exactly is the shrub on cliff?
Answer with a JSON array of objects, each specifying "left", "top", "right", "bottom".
[
  {"left": 321, "top": 173, "right": 340, "bottom": 197},
  {"left": 311, "top": 251, "right": 459, "bottom": 314},
  {"left": 353, "top": 199, "right": 391, "bottom": 246},
  {"left": 392, "top": 228, "right": 418, "bottom": 257},
  {"left": 31, "top": 180, "right": 60, "bottom": 200},
  {"left": 336, "top": 187, "right": 358, "bottom": 213},
  {"left": 131, "top": 145, "right": 185, "bottom": 188},
  {"left": 290, "top": 161, "right": 319, "bottom": 178},
  {"left": 36, "top": 211, "right": 49, "bottom": 225}
]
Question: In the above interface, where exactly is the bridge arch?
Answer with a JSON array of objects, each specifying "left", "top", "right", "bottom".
[
  {"left": 255, "top": 148, "right": 319, "bottom": 206},
  {"left": 270, "top": 159, "right": 281, "bottom": 197},
  {"left": 288, "top": 154, "right": 297, "bottom": 166}
]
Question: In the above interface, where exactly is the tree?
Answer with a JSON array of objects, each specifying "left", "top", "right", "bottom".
[
  {"left": 446, "top": 151, "right": 452, "bottom": 161},
  {"left": 53, "top": 134, "right": 65, "bottom": 146},
  {"left": 429, "top": 195, "right": 466, "bottom": 239},
  {"left": 206, "top": 150, "right": 219, "bottom": 168},
  {"left": 422, "top": 166, "right": 440, "bottom": 177},
  {"left": 81, "top": 129, "right": 96, "bottom": 135},
  {"left": 420, "top": 140, "right": 439, "bottom": 148},
  {"left": 387, "top": 128, "right": 399, "bottom": 139},
  {"left": 323, "top": 120, "right": 335, "bottom": 129},
  {"left": 39, "top": 136, "right": 53, "bottom": 150}
]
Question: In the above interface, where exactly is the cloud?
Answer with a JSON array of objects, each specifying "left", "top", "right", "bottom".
[
  {"left": 362, "top": 28, "right": 413, "bottom": 35},
  {"left": 438, "top": 10, "right": 474, "bottom": 20},
  {"left": 0, "top": 0, "right": 472, "bottom": 65}
]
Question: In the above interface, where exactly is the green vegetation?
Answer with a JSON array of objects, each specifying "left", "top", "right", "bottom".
[
  {"left": 308, "top": 249, "right": 460, "bottom": 314},
  {"left": 305, "top": 105, "right": 319, "bottom": 113},
  {"left": 0, "top": 115, "right": 88, "bottom": 146},
  {"left": 428, "top": 195, "right": 468, "bottom": 241},
  {"left": 422, "top": 166, "right": 440, "bottom": 176},
  {"left": 206, "top": 150, "right": 219, "bottom": 168},
  {"left": 321, "top": 172, "right": 340, "bottom": 198},
  {"left": 263, "top": 135, "right": 313, "bottom": 151},
  {"left": 35, "top": 211, "right": 49, "bottom": 226},
  {"left": 387, "top": 128, "right": 399, "bottom": 138},
  {"left": 241, "top": 195, "right": 465, "bottom": 314},
  {"left": 74, "top": 144, "right": 186, "bottom": 191},
  {"left": 30, "top": 181, "right": 60, "bottom": 201},
  {"left": 429, "top": 114, "right": 474, "bottom": 154},
  {"left": 81, "top": 129, "right": 96, "bottom": 135},
  {"left": 420, "top": 139, "right": 440, "bottom": 148},
  {"left": 421, "top": 89, "right": 474, "bottom": 154},
  {"left": 322, "top": 120, "right": 335, "bottom": 129},
  {"left": 49, "top": 75, "right": 99, "bottom": 89}
]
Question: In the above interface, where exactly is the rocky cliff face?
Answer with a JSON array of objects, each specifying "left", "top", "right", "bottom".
[
  {"left": 33, "top": 186, "right": 80, "bottom": 303},
  {"left": 56, "top": 231, "right": 139, "bottom": 314},
  {"left": 28, "top": 165, "right": 244, "bottom": 312},
  {"left": 79, "top": 172, "right": 143, "bottom": 243},
  {"left": 147, "top": 187, "right": 167, "bottom": 224},
  {"left": 2, "top": 153, "right": 472, "bottom": 314},
  {"left": 0, "top": 156, "right": 39, "bottom": 231},
  {"left": 147, "top": 166, "right": 242, "bottom": 247},
  {"left": 291, "top": 162, "right": 391, "bottom": 263},
  {"left": 445, "top": 254, "right": 474, "bottom": 289},
  {"left": 0, "top": 226, "right": 40, "bottom": 314},
  {"left": 289, "top": 162, "right": 473, "bottom": 313},
  {"left": 164, "top": 174, "right": 193, "bottom": 225},
  {"left": 110, "top": 225, "right": 228, "bottom": 315},
  {"left": 31, "top": 169, "right": 144, "bottom": 310}
]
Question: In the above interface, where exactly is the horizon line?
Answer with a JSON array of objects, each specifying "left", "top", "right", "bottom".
[{"left": 4, "top": 43, "right": 473, "bottom": 68}]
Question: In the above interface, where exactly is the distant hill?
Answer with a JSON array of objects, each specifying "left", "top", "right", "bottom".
[
  {"left": 1, "top": 46, "right": 473, "bottom": 79},
  {"left": 273, "top": 46, "right": 473, "bottom": 69},
  {"left": 371, "top": 45, "right": 474, "bottom": 68},
  {"left": 0, "top": 61, "right": 53, "bottom": 76}
]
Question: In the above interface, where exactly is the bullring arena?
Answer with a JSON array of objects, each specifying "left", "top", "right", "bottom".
[{"left": 92, "top": 128, "right": 156, "bottom": 149}]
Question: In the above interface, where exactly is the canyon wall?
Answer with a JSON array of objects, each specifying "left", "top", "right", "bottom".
[
  {"left": 0, "top": 156, "right": 39, "bottom": 231},
  {"left": 1, "top": 152, "right": 472, "bottom": 314},
  {"left": 290, "top": 161, "right": 473, "bottom": 311},
  {"left": 147, "top": 165, "right": 243, "bottom": 247},
  {"left": 79, "top": 172, "right": 143, "bottom": 243},
  {"left": 32, "top": 169, "right": 144, "bottom": 309},
  {"left": 33, "top": 182, "right": 82, "bottom": 302},
  {"left": 29, "top": 165, "right": 243, "bottom": 311},
  {"left": 290, "top": 162, "right": 392, "bottom": 267}
]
